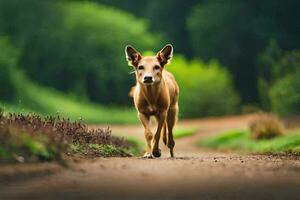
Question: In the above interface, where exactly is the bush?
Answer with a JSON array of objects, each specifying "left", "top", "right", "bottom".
[
  {"left": 258, "top": 41, "right": 300, "bottom": 111},
  {"left": 269, "top": 71, "right": 300, "bottom": 116},
  {"left": 249, "top": 113, "right": 284, "bottom": 140},
  {"left": 187, "top": 1, "right": 300, "bottom": 103},
  {"left": 19, "top": 1, "right": 160, "bottom": 105},
  {"left": 168, "top": 56, "right": 240, "bottom": 118}
]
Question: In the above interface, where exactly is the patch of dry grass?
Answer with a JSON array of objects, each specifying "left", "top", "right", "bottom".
[
  {"left": 249, "top": 113, "right": 284, "bottom": 140},
  {"left": 0, "top": 110, "right": 133, "bottom": 163}
]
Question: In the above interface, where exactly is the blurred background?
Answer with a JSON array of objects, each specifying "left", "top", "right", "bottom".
[{"left": 0, "top": 0, "right": 299, "bottom": 124}]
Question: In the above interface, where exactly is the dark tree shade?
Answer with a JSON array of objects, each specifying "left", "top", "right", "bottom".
[
  {"left": 145, "top": 0, "right": 198, "bottom": 57},
  {"left": 188, "top": 0, "right": 300, "bottom": 103}
]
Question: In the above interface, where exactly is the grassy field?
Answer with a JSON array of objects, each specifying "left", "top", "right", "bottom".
[
  {"left": 174, "top": 127, "right": 198, "bottom": 139},
  {"left": 0, "top": 81, "right": 137, "bottom": 124},
  {"left": 199, "top": 129, "right": 300, "bottom": 154}
]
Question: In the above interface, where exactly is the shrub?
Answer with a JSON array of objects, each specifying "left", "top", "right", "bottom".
[
  {"left": 0, "top": 112, "right": 133, "bottom": 162},
  {"left": 269, "top": 71, "right": 300, "bottom": 116},
  {"left": 258, "top": 41, "right": 300, "bottom": 111},
  {"left": 168, "top": 56, "right": 240, "bottom": 118},
  {"left": 249, "top": 113, "right": 284, "bottom": 140},
  {"left": 187, "top": 1, "right": 300, "bottom": 103}
]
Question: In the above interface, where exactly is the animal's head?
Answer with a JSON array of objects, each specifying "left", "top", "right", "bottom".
[{"left": 125, "top": 44, "right": 173, "bottom": 85}]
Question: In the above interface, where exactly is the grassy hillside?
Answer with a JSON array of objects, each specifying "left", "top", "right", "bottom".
[
  {"left": 199, "top": 129, "right": 300, "bottom": 154},
  {"left": 0, "top": 37, "right": 137, "bottom": 124},
  {"left": 1, "top": 80, "right": 137, "bottom": 124}
]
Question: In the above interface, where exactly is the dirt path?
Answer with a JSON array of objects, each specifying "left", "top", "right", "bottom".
[{"left": 1, "top": 115, "right": 300, "bottom": 200}]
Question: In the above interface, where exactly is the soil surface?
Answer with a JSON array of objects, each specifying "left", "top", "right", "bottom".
[{"left": 1, "top": 115, "right": 300, "bottom": 200}]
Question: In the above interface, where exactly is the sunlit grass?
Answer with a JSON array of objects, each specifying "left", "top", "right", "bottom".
[
  {"left": 0, "top": 102, "right": 35, "bottom": 114},
  {"left": 124, "top": 137, "right": 145, "bottom": 155},
  {"left": 174, "top": 127, "right": 198, "bottom": 139},
  {"left": 1, "top": 82, "right": 138, "bottom": 124},
  {"left": 199, "top": 129, "right": 300, "bottom": 154}
]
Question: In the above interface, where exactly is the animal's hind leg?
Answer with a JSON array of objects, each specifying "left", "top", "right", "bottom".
[{"left": 167, "top": 107, "right": 177, "bottom": 157}]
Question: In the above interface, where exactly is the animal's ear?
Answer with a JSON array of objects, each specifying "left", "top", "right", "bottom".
[
  {"left": 125, "top": 45, "right": 142, "bottom": 66},
  {"left": 156, "top": 44, "right": 173, "bottom": 66}
]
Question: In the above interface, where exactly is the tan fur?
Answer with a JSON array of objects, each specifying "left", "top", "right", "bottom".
[{"left": 125, "top": 44, "right": 179, "bottom": 158}]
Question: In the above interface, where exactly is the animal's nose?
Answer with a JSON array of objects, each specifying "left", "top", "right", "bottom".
[{"left": 143, "top": 76, "right": 153, "bottom": 83}]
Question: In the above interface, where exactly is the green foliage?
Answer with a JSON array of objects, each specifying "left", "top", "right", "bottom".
[
  {"left": 0, "top": 0, "right": 58, "bottom": 45},
  {"left": 1, "top": 0, "right": 300, "bottom": 114},
  {"left": 0, "top": 132, "right": 59, "bottom": 162},
  {"left": 168, "top": 56, "right": 240, "bottom": 118},
  {"left": 200, "top": 130, "right": 246, "bottom": 148},
  {"left": 13, "top": 81, "right": 137, "bottom": 124},
  {"left": 145, "top": 0, "right": 197, "bottom": 55},
  {"left": 258, "top": 42, "right": 300, "bottom": 116},
  {"left": 124, "top": 137, "right": 144, "bottom": 156},
  {"left": 94, "top": 0, "right": 198, "bottom": 55},
  {"left": 187, "top": 0, "right": 300, "bottom": 103},
  {"left": 93, "top": 0, "right": 150, "bottom": 16},
  {"left": 199, "top": 129, "right": 300, "bottom": 154},
  {"left": 0, "top": 36, "right": 137, "bottom": 124},
  {"left": 18, "top": 1, "right": 159, "bottom": 105},
  {"left": 269, "top": 71, "right": 300, "bottom": 116},
  {"left": 18, "top": 133, "right": 55, "bottom": 160},
  {"left": 0, "top": 112, "right": 134, "bottom": 162},
  {"left": 0, "top": 85, "right": 137, "bottom": 124},
  {"left": 0, "top": 37, "right": 20, "bottom": 101}
]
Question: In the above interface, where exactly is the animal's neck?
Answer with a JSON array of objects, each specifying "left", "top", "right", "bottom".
[{"left": 140, "top": 80, "right": 164, "bottom": 105}]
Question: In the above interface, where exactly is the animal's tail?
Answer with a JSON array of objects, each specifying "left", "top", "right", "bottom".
[
  {"left": 162, "top": 121, "right": 168, "bottom": 146},
  {"left": 128, "top": 86, "right": 136, "bottom": 98}
]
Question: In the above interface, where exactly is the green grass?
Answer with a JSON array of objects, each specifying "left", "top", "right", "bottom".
[
  {"left": 125, "top": 137, "right": 145, "bottom": 155},
  {"left": 1, "top": 82, "right": 137, "bottom": 124},
  {"left": 174, "top": 127, "right": 198, "bottom": 139},
  {"left": 0, "top": 102, "right": 34, "bottom": 114},
  {"left": 199, "top": 129, "right": 300, "bottom": 154}
]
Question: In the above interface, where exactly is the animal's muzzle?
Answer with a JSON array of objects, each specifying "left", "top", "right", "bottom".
[{"left": 143, "top": 76, "right": 154, "bottom": 84}]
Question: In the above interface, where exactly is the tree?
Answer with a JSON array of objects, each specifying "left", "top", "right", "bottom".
[
  {"left": 145, "top": 0, "right": 198, "bottom": 56},
  {"left": 187, "top": 0, "right": 300, "bottom": 104},
  {"left": 20, "top": 2, "right": 159, "bottom": 104}
]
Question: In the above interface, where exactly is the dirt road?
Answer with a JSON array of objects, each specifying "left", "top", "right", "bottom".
[{"left": 1, "top": 115, "right": 300, "bottom": 200}]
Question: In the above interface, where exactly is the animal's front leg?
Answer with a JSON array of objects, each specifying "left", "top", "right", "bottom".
[
  {"left": 138, "top": 113, "right": 153, "bottom": 158},
  {"left": 152, "top": 111, "right": 167, "bottom": 157}
]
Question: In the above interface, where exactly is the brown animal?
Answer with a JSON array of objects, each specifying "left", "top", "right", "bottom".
[{"left": 125, "top": 44, "right": 179, "bottom": 158}]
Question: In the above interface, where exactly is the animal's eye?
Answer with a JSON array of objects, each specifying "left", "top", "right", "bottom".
[
  {"left": 154, "top": 65, "right": 160, "bottom": 70},
  {"left": 138, "top": 65, "right": 144, "bottom": 70}
]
